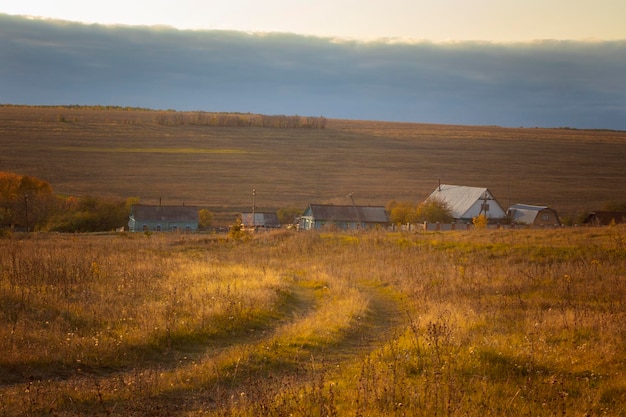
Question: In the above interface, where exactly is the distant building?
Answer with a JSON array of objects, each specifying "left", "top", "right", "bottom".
[
  {"left": 507, "top": 204, "right": 561, "bottom": 226},
  {"left": 584, "top": 211, "right": 626, "bottom": 226},
  {"left": 128, "top": 205, "right": 199, "bottom": 232},
  {"left": 428, "top": 184, "right": 506, "bottom": 222},
  {"left": 299, "top": 204, "right": 389, "bottom": 230},
  {"left": 241, "top": 212, "right": 281, "bottom": 229}
]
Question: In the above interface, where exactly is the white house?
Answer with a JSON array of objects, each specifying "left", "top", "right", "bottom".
[{"left": 428, "top": 184, "right": 506, "bottom": 222}]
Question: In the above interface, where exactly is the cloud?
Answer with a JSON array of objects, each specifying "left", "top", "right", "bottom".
[{"left": 1, "top": 14, "right": 625, "bottom": 129}]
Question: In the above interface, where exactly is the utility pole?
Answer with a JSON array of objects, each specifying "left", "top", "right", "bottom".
[
  {"left": 24, "top": 194, "right": 29, "bottom": 232},
  {"left": 252, "top": 189, "right": 256, "bottom": 228},
  {"left": 479, "top": 191, "right": 492, "bottom": 217},
  {"left": 348, "top": 192, "right": 361, "bottom": 229}
]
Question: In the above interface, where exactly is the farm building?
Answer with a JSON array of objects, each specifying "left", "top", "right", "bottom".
[
  {"left": 241, "top": 212, "right": 281, "bottom": 229},
  {"left": 507, "top": 204, "right": 561, "bottom": 226},
  {"left": 299, "top": 204, "right": 389, "bottom": 230},
  {"left": 584, "top": 211, "right": 626, "bottom": 226},
  {"left": 428, "top": 184, "right": 506, "bottom": 222},
  {"left": 128, "top": 205, "right": 199, "bottom": 232}
]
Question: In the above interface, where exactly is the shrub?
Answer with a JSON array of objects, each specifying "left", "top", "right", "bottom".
[
  {"left": 48, "top": 195, "right": 128, "bottom": 232},
  {"left": 415, "top": 197, "right": 454, "bottom": 223},
  {"left": 472, "top": 214, "right": 488, "bottom": 229}
]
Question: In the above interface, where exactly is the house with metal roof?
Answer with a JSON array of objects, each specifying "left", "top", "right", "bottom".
[
  {"left": 241, "top": 212, "right": 281, "bottom": 229},
  {"left": 428, "top": 184, "right": 506, "bottom": 222},
  {"left": 299, "top": 204, "right": 389, "bottom": 230},
  {"left": 128, "top": 205, "right": 199, "bottom": 232},
  {"left": 507, "top": 204, "right": 561, "bottom": 226}
]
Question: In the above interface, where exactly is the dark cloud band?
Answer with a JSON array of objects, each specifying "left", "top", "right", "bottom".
[{"left": 1, "top": 14, "right": 625, "bottom": 129}]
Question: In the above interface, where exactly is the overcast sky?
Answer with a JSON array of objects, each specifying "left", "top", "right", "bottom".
[{"left": 1, "top": 2, "right": 626, "bottom": 129}]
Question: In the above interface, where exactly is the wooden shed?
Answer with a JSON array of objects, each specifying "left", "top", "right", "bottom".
[
  {"left": 299, "top": 204, "right": 389, "bottom": 230},
  {"left": 128, "top": 205, "right": 199, "bottom": 232}
]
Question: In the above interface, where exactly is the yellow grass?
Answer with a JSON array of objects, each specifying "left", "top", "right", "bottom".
[{"left": 1, "top": 226, "right": 625, "bottom": 415}]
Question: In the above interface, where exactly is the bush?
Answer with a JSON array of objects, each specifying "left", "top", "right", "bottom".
[
  {"left": 472, "top": 214, "right": 488, "bottom": 229},
  {"left": 48, "top": 195, "right": 128, "bottom": 232}
]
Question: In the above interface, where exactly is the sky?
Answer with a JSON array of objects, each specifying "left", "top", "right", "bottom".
[
  {"left": 1, "top": 1, "right": 626, "bottom": 129},
  {"left": 3, "top": 0, "right": 626, "bottom": 42}
]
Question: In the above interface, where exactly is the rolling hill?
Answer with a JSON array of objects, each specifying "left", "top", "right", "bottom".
[{"left": 2, "top": 105, "right": 625, "bottom": 224}]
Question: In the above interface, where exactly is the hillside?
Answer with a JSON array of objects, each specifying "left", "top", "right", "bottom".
[{"left": 1, "top": 105, "right": 625, "bottom": 223}]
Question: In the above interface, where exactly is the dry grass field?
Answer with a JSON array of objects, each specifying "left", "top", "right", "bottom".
[
  {"left": 1, "top": 105, "right": 625, "bottom": 226},
  {"left": 1, "top": 227, "right": 625, "bottom": 415}
]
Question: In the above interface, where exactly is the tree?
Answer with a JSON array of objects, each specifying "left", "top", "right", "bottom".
[
  {"left": 48, "top": 195, "right": 128, "bottom": 232},
  {"left": 0, "top": 171, "right": 55, "bottom": 231},
  {"left": 198, "top": 209, "right": 214, "bottom": 230},
  {"left": 386, "top": 200, "right": 418, "bottom": 225},
  {"left": 277, "top": 206, "right": 303, "bottom": 225},
  {"left": 415, "top": 197, "right": 453, "bottom": 223}
]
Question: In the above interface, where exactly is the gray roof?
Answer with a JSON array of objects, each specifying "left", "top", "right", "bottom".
[
  {"left": 130, "top": 205, "right": 199, "bottom": 222},
  {"left": 508, "top": 204, "right": 548, "bottom": 224},
  {"left": 306, "top": 204, "right": 389, "bottom": 223},
  {"left": 241, "top": 212, "right": 280, "bottom": 227},
  {"left": 509, "top": 204, "right": 548, "bottom": 212},
  {"left": 428, "top": 184, "right": 505, "bottom": 219}
]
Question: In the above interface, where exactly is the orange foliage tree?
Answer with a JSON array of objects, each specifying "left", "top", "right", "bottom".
[{"left": 0, "top": 171, "right": 55, "bottom": 231}]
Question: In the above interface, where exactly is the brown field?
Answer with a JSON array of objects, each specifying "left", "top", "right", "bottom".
[{"left": 1, "top": 105, "right": 625, "bottom": 225}]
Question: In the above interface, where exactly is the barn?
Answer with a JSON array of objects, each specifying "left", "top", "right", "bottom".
[
  {"left": 584, "top": 211, "right": 626, "bottom": 226},
  {"left": 428, "top": 184, "right": 506, "bottom": 222},
  {"left": 507, "top": 204, "right": 561, "bottom": 226},
  {"left": 299, "top": 204, "right": 389, "bottom": 230},
  {"left": 128, "top": 205, "right": 199, "bottom": 232}
]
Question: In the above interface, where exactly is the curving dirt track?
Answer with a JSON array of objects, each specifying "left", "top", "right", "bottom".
[{"left": 3, "top": 265, "right": 404, "bottom": 416}]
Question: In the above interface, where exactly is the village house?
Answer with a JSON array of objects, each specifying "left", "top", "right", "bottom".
[
  {"left": 128, "top": 205, "right": 199, "bottom": 232},
  {"left": 428, "top": 184, "right": 506, "bottom": 223},
  {"left": 299, "top": 204, "right": 389, "bottom": 230}
]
